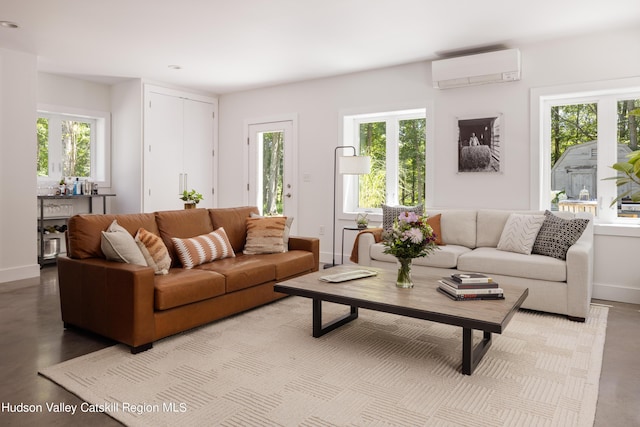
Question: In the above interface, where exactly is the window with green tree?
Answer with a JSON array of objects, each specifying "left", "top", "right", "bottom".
[
  {"left": 36, "top": 107, "right": 111, "bottom": 187},
  {"left": 344, "top": 109, "right": 426, "bottom": 213}
]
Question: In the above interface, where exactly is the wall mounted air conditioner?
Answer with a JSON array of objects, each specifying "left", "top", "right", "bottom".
[{"left": 432, "top": 48, "right": 521, "bottom": 89}]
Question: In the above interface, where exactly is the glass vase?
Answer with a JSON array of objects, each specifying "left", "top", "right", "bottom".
[{"left": 396, "top": 257, "right": 414, "bottom": 288}]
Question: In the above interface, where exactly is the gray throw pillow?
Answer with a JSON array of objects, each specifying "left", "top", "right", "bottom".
[
  {"left": 382, "top": 204, "right": 424, "bottom": 231},
  {"left": 101, "top": 220, "right": 147, "bottom": 266},
  {"left": 531, "top": 211, "right": 589, "bottom": 260}
]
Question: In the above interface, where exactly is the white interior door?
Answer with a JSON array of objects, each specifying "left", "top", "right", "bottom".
[
  {"left": 144, "top": 91, "right": 183, "bottom": 212},
  {"left": 183, "top": 99, "right": 215, "bottom": 208},
  {"left": 144, "top": 90, "right": 216, "bottom": 212},
  {"left": 248, "top": 120, "right": 297, "bottom": 232}
]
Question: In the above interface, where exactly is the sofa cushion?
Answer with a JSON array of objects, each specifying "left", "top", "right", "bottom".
[
  {"left": 370, "top": 242, "right": 470, "bottom": 269},
  {"left": 532, "top": 211, "right": 590, "bottom": 260},
  {"left": 496, "top": 213, "right": 546, "bottom": 255},
  {"left": 67, "top": 213, "right": 158, "bottom": 259},
  {"left": 100, "top": 220, "right": 147, "bottom": 266},
  {"left": 209, "top": 206, "right": 260, "bottom": 253},
  {"left": 427, "top": 210, "right": 477, "bottom": 248},
  {"left": 476, "top": 210, "right": 513, "bottom": 247},
  {"left": 172, "top": 228, "right": 235, "bottom": 269},
  {"left": 243, "top": 217, "right": 287, "bottom": 254},
  {"left": 257, "top": 250, "right": 316, "bottom": 279},
  {"left": 154, "top": 269, "right": 226, "bottom": 311},
  {"left": 156, "top": 208, "right": 214, "bottom": 266},
  {"left": 195, "top": 254, "right": 276, "bottom": 293},
  {"left": 477, "top": 210, "right": 545, "bottom": 247},
  {"left": 382, "top": 204, "right": 423, "bottom": 231},
  {"left": 458, "top": 247, "right": 567, "bottom": 282},
  {"left": 135, "top": 228, "right": 172, "bottom": 275}
]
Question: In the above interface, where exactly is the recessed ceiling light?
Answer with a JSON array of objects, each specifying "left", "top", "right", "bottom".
[
  {"left": 0, "top": 21, "right": 19, "bottom": 29},
  {"left": 168, "top": 65, "right": 182, "bottom": 70}
]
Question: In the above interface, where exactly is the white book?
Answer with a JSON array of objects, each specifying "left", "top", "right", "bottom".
[{"left": 438, "top": 280, "right": 504, "bottom": 295}]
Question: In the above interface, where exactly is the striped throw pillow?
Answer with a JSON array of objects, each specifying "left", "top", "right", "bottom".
[
  {"left": 243, "top": 217, "right": 287, "bottom": 255},
  {"left": 172, "top": 227, "right": 235, "bottom": 269},
  {"left": 135, "top": 228, "right": 171, "bottom": 275}
]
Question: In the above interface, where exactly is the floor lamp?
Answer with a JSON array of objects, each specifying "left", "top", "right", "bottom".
[{"left": 324, "top": 146, "right": 371, "bottom": 269}]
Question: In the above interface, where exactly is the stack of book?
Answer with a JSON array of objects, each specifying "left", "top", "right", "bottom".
[{"left": 438, "top": 273, "right": 504, "bottom": 301}]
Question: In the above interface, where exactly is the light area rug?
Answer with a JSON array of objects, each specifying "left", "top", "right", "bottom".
[{"left": 40, "top": 297, "right": 608, "bottom": 427}]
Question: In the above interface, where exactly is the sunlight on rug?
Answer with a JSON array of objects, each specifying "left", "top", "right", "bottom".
[{"left": 40, "top": 298, "right": 608, "bottom": 426}]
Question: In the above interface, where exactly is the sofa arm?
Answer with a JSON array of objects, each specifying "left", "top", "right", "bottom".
[
  {"left": 288, "top": 236, "right": 320, "bottom": 271},
  {"left": 565, "top": 238, "right": 594, "bottom": 320},
  {"left": 57, "top": 256, "right": 156, "bottom": 350},
  {"left": 356, "top": 233, "right": 377, "bottom": 266}
]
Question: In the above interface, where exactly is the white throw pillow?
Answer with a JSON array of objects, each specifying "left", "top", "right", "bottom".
[{"left": 497, "top": 213, "right": 546, "bottom": 255}]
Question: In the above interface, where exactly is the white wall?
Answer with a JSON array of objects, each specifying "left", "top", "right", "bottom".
[
  {"left": 37, "top": 72, "right": 111, "bottom": 112},
  {"left": 218, "top": 26, "right": 640, "bottom": 303},
  {"left": 110, "top": 79, "right": 144, "bottom": 214},
  {"left": 0, "top": 48, "right": 38, "bottom": 283}
]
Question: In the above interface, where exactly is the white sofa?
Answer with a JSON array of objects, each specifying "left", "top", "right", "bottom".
[{"left": 356, "top": 209, "right": 594, "bottom": 321}]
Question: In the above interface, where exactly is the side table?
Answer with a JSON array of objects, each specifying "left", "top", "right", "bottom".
[{"left": 341, "top": 226, "right": 373, "bottom": 264}]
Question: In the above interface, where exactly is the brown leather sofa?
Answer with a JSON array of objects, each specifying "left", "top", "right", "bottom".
[{"left": 57, "top": 206, "right": 319, "bottom": 353}]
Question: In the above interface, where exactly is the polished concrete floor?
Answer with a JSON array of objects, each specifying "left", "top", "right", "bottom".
[{"left": 0, "top": 266, "right": 638, "bottom": 426}]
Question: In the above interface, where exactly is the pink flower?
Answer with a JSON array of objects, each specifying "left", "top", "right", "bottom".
[
  {"left": 402, "top": 228, "right": 424, "bottom": 244},
  {"left": 399, "top": 211, "right": 419, "bottom": 223}
]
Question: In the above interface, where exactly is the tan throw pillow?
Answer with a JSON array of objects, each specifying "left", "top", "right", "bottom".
[
  {"left": 244, "top": 217, "right": 287, "bottom": 255},
  {"left": 100, "top": 220, "right": 147, "bottom": 266},
  {"left": 426, "top": 214, "right": 445, "bottom": 246},
  {"left": 497, "top": 213, "right": 546, "bottom": 255},
  {"left": 250, "top": 212, "right": 294, "bottom": 251},
  {"left": 135, "top": 228, "right": 171, "bottom": 275},
  {"left": 172, "top": 227, "right": 235, "bottom": 269}
]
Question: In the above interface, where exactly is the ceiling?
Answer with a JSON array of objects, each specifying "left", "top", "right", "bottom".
[{"left": 1, "top": 0, "right": 639, "bottom": 94}]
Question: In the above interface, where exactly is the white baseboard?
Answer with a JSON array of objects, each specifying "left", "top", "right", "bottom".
[
  {"left": 0, "top": 264, "right": 40, "bottom": 284},
  {"left": 593, "top": 282, "right": 640, "bottom": 305}
]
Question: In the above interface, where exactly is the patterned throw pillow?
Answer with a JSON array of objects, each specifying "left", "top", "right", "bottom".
[
  {"left": 250, "top": 212, "right": 294, "bottom": 251},
  {"left": 382, "top": 204, "right": 424, "bottom": 231},
  {"left": 172, "top": 227, "right": 235, "bottom": 269},
  {"left": 497, "top": 213, "right": 546, "bottom": 255},
  {"left": 100, "top": 220, "right": 147, "bottom": 266},
  {"left": 243, "top": 217, "right": 287, "bottom": 255},
  {"left": 531, "top": 211, "right": 589, "bottom": 260},
  {"left": 135, "top": 228, "right": 171, "bottom": 275}
]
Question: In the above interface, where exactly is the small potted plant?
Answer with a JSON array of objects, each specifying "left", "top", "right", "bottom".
[
  {"left": 180, "top": 189, "right": 203, "bottom": 209},
  {"left": 356, "top": 213, "right": 369, "bottom": 229}
]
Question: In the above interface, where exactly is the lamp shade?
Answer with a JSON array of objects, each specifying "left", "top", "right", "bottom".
[{"left": 338, "top": 155, "right": 371, "bottom": 175}]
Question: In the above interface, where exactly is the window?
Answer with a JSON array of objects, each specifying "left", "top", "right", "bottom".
[
  {"left": 36, "top": 105, "right": 110, "bottom": 186},
  {"left": 535, "top": 80, "right": 640, "bottom": 223},
  {"left": 343, "top": 108, "right": 427, "bottom": 214}
]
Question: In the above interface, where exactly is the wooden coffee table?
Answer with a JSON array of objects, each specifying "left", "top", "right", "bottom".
[{"left": 274, "top": 265, "right": 528, "bottom": 375}]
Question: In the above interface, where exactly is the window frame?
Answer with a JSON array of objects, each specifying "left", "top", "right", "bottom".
[
  {"left": 531, "top": 77, "right": 640, "bottom": 227},
  {"left": 341, "top": 105, "right": 430, "bottom": 219},
  {"left": 37, "top": 104, "right": 111, "bottom": 188}
]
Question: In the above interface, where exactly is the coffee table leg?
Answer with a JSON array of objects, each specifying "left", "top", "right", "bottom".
[
  {"left": 462, "top": 329, "right": 492, "bottom": 375},
  {"left": 312, "top": 299, "right": 358, "bottom": 338}
]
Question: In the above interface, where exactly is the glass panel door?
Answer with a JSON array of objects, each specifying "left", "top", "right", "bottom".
[{"left": 248, "top": 121, "right": 297, "bottom": 231}]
